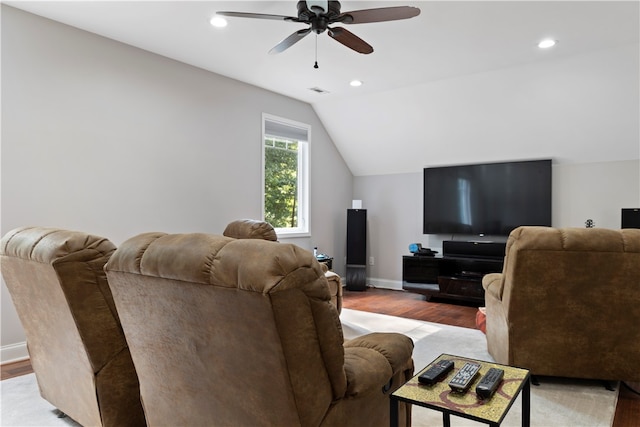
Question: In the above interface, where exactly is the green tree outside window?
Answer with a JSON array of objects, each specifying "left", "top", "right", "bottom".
[
  {"left": 263, "top": 114, "right": 309, "bottom": 236},
  {"left": 264, "top": 137, "right": 299, "bottom": 228}
]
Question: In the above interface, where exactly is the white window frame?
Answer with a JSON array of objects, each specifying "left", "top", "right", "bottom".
[{"left": 262, "top": 113, "right": 310, "bottom": 238}]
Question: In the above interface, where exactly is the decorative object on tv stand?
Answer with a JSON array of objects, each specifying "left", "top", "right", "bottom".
[
  {"left": 585, "top": 219, "right": 595, "bottom": 228},
  {"left": 409, "top": 243, "right": 437, "bottom": 257},
  {"left": 346, "top": 208, "right": 367, "bottom": 291}
]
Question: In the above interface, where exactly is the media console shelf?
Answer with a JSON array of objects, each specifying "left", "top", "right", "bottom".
[{"left": 402, "top": 254, "right": 504, "bottom": 305}]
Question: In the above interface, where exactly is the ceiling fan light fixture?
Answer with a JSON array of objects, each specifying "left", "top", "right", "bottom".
[
  {"left": 210, "top": 15, "right": 228, "bottom": 28},
  {"left": 306, "top": 0, "right": 328, "bottom": 14},
  {"left": 537, "top": 39, "right": 557, "bottom": 49},
  {"left": 350, "top": 80, "right": 363, "bottom": 87}
]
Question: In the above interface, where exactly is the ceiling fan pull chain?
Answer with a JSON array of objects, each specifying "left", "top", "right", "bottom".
[{"left": 314, "top": 34, "right": 319, "bottom": 69}]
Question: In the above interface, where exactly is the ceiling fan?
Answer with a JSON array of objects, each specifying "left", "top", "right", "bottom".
[{"left": 217, "top": 1, "right": 420, "bottom": 57}]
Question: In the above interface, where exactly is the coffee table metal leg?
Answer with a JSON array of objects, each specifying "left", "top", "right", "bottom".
[
  {"left": 390, "top": 397, "right": 398, "bottom": 427},
  {"left": 443, "top": 412, "right": 451, "bottom": 427},
  {"left": 522, "top": 378, "right": 531, "bottom": 427}
]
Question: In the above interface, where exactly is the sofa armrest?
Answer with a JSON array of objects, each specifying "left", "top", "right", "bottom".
[
  {"left": 482, "top": 273, "right": 504, "bottom": 301},
  {"left": 343, "top": 332, "right": 414, "bottom": 397},
  {"left": 324, "top": 271, "right": 343, "bottom": 313}
]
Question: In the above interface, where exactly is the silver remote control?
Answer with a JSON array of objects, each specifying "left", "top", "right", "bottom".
[{"left": 448, "top": 362, "right": 481, "bottom": 392}]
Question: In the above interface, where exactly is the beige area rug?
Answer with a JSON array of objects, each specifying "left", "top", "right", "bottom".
[
  {"left": 341, "top": 308, "right": 619, "bottom": 427},
  {"left": 0, "top": 308, "right": 618, "bottom": 427},
  {"left": 1, "top": 374, "right": 80, "bottom": 427}
]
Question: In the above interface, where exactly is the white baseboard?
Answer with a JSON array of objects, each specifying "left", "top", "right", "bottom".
[
  {"left": 341, "top": 278, "right": 404, "bottom": 291},
  {"left": 367, "top": 278, "right": 403, "bottom": 291},
  {"left": 1, "top": 342, "right": 29, "bottom": 364}
]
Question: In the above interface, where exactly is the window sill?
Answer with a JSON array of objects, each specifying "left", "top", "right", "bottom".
[{"left": 276, "top": 231, "right": 311, "bottom": 239}]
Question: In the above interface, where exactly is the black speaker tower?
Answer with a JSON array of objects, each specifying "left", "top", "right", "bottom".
[
  {"left": 346, "top": 209, "right": 367, "bottom": 291},
  {"left": 622, "top": 208, "right": 640, "bottom": 229}
]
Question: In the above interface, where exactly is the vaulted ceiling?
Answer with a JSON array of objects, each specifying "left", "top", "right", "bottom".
[{"left": 7, "top": 1, "right": 640, "bottom": 175}]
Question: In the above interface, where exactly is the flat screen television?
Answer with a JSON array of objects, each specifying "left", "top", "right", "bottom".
[{"left": 423, "top": 159, "right": 552, "bottom": 236}]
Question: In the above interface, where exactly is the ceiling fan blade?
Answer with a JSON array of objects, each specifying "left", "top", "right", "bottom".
[
  {"left": 327, "top": 27, "right": 373, "bottom": 54},
  {"left": 269, "top": 28, "right": 313, "bottom": 54},
  {"left": 216, "top": 11, "right": 299, "bottom": 22},
  {"left": 337, "top": 6, "right": 420, "bottom": 24}
]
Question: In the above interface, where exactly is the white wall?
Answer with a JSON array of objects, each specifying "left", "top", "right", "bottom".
[
  {"left": 1, "top": 6, "right": 354, "bottom": 361},
  {"left": 317, "top": 43, "right": 640, "bottom": 176},
  {"left": 354, "top": 161, "right": 640, "bottom": 290},
  {"left": 553, "top": 161, "right": 640, "bottom": 228}
]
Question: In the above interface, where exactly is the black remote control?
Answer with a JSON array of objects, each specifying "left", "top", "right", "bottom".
[
  {"left": 418, "top": 359, "right": 454, "bottom": 385},
  {"left": 475, "top": 367, "right": 504, "bottom": 399},
  {"left": 448, "top": 362, "right": 481, "bottom": 392}
]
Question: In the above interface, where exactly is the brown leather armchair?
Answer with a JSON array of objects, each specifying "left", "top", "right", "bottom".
[
  {"left": 0, "top": 227, "right": 145, "bottom": 427},
  {"left": 223, "top": 219, "right": 343, "bottom": 313},
  {"left": 483, "top": 226, "right": 640, "bottom": 381},
  {"left": 105, "top": 231, "right": 414, "bottom": 426}
]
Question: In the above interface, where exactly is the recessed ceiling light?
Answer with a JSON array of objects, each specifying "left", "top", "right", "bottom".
[
  {"left": 537, "top": 39, "right": 557, "bottom": 49},
  {"left": 210, "top": 16, "right": 228, "bottom": 28},
  {"left": 350, "top": 80, "right": 363, "bottom": 87}
]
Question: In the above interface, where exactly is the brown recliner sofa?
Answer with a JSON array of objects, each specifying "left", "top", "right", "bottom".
[
  {"left": 223, "top": 218, "right": 343, "bottom": 313},
  {"left": 0, "top": 227, "right": 145, "bottom": 427},
  {"left": 105, "top": 231, "right": 414, "bottom": 426},
  {"left": 483, "top": 226, "right": 640, "bottom": 381}
]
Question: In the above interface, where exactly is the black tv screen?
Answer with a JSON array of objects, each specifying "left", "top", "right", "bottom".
[{"left": 423, "top": 160, "right": 552, "bottom": 236}]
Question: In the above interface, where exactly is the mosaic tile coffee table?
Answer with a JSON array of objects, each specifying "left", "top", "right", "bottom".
[{"left": 390, "top": 354, "right": 531, "bottom": 427}]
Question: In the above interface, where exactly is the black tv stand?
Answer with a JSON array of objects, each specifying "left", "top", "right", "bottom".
[{"left": 402, "top": 254, "right": 504, "bottom": 305}]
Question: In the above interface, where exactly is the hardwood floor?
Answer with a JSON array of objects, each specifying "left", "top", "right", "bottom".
[
  {"left": 343, "top": 286, "right": 480, "bottom": 329},
  {"left": 2, "top": 287, "right": 638, "bottom": 426},
  {"left": 343, "top": 287, "right": 640, "bottom": 427}
]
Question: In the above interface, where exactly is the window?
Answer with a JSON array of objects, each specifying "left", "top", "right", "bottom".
[{"left": 262, "top": 114, "right": 310, "bottom": 236}]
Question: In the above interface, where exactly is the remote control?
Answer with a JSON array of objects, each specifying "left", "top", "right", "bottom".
[
  {"left": 475, "top": 367, "right": 504, "bottom": 399},
  {"left": 448, "top": 362, "right": 481, "bottom": 392},
  {"left": 418, "top": 359, "right": 454, "bottom": 385}
]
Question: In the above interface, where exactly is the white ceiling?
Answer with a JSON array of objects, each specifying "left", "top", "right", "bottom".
[{"left": 6, "top": 1, "right": 640, "bottom": 175}]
